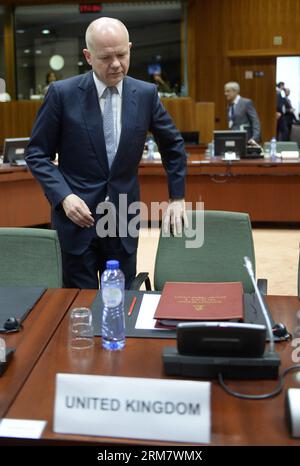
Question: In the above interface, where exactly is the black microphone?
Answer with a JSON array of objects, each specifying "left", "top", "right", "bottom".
[{"left": 243, "top": 256, "right": 275, "bottom": 354}]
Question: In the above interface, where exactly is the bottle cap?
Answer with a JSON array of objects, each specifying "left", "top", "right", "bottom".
[{"left": 106, "top": 260, "right": 119, "bottom": 270}]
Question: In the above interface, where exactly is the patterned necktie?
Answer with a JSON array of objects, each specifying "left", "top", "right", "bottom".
[
  {"left": 103, "top": 86, "right": 117, "bottom": 168},
  {"left": 228, "top": 103, "right": 235, "bottom": 128}
]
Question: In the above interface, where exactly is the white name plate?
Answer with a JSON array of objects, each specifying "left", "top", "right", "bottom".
[
  {"left": 0, "top": 419, "right": 47, "bottom": 439},
  {"left": 280, "top": 151, "right": 299, "bottom": 159},
  {"left": 224, "top": 151, "right": 238, "bottom": 160},
  {"left": 54, "top": 374, "right": 211, "bottom": 444}
]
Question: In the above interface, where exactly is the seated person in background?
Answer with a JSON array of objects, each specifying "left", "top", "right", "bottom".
[
  {"left": 151, "top": 71, "right": 173, "bottom": 94},
  {"left": 224, "top": 81, "right": 261, "bottom": 144},
  {"left": 44, "top": 71, "right": 57, "bottom": 95}
]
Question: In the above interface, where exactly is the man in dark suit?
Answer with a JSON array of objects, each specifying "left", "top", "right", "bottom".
[
  {"left": 224, "top": 82, "right": 261, "bottom": 143},
  {"left": 25, "top": 17, "right": 187, "bottom": 289},
  {"left": 283, "top": 87, "right": 298, "bottom": 140},
  {"left": 276, "top": 81, "right": 289, "bottom": 141}
]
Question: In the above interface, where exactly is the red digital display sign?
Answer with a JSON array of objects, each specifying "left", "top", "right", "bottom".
[{"left": 79, "top": 4, "right": 103, "bottom": 14}]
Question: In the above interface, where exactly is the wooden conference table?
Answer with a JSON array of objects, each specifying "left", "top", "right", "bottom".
[
  {"left": 1, "top": 290, "right": 300, "bottom": 446},
  {"left": 0, "top": 164, "right": 50, "bottom": 227},
  {"left": 0, "top": 289, "right": 79, "bottom": 419},
  {"left": 1, "top": 153, "right": 300, "bottom": 227},
  {"left": 139, "top": 152, "right": 300, "bottom": 222}
]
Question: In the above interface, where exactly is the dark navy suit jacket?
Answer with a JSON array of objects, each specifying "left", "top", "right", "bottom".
[{"left": 25, "top": 71, "right": 186, "bottom": 255}]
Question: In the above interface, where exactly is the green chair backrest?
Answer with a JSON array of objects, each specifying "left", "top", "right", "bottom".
[
  {"left": 0, "top": 228, "right": 63, "bottom": 287},
  {"left": 264, "top": 141, "right": 299, "bottom": 152},
  {"left": 154, "top": 210, "right": 256, "bottom": 293}
]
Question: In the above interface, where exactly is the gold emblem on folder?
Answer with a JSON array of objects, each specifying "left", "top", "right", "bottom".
[{"left": 194, "top": 304, "right": 204, "bottom": 311}]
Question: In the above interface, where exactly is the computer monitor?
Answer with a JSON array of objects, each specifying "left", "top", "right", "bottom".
[
  {"left": 2, "top": 137, "right": 29, "bottom": 165},
  {"left": 214, "top": 130, "right": 247, "bottom": 158},
  {"left": 181, "top": 131, "right": 200, "bottom": 145}
]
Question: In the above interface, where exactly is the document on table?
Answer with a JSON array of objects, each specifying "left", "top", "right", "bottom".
[{"left": 135, "top": 294, "right": 167, "bottom": 330}]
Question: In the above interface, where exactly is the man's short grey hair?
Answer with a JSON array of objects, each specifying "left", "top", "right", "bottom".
[{"left": 225, "top": 82, "right": 240, "bottom": 92}]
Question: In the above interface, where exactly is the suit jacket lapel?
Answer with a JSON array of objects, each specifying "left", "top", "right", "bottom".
[
  {"left": 77, "top": 72, "right": 109, "bottom": 174},
  {"left": 235, "top": 98, "right": 245, "bottom": 117},
  {"left": 110, "top": 77, "right": 138, "bottom": 172}
]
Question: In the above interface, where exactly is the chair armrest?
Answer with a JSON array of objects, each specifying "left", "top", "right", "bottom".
[
  {"left": 130, "top": 272, "right": 152, "bottom": 290},
  {"left": 257, "top": 278, "right": 268, "bottom": 295}
]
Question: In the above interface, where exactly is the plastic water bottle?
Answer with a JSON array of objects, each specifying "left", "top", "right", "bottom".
[
  {"left": 147, "top": 137, "right": 155, "bottom": 160},
  {"left": 270, "top": 137, "right": 277, "bottom": 160},
  {"left": 101, "top": 260, "right": 125, "bottom": 351},
  {"left": 205, "top": 141, "right": 215, "bottom": 159}
]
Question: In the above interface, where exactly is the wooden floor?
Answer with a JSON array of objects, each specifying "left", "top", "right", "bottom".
[{"left": 137, "top": 227, "right": 300, "bottom": 296}]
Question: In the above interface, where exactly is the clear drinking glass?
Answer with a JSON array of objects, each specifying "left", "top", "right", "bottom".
[{"left": 69, "top": 307, "right": 94, "bottom": 349}]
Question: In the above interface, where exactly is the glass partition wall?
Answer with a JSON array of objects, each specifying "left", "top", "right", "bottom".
[{"left": 14, "top": 1, "right": 184, "bottom": 100}]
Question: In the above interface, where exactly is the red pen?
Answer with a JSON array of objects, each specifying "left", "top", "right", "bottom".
[{"left": 128, "top": 296, "right": 137, "bottom": 316}]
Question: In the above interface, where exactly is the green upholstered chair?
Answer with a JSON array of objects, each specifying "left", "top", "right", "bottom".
[
  {"left": 0, "top": 228, "right": 63, "bottom": 287},
  {"left": 132, "top": 210, "right": 265, "bottom": 294},
  {"left": 263, "top": 141, "right": 299, "bottom": 152}
]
